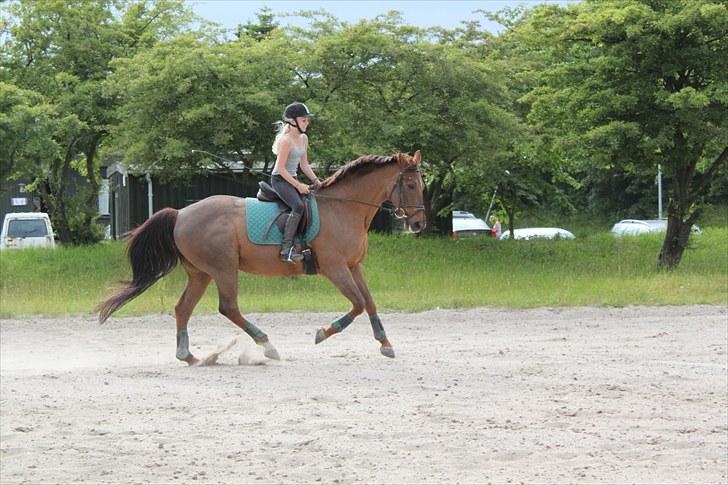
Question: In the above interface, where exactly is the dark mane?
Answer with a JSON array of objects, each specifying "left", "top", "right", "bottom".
[{"left": 321, "top": 155, "right": 397, "bottom": 188}]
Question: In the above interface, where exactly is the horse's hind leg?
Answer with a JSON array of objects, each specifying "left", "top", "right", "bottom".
[
  {"left": 351, "top": 264, "right": 394, "bottom": 358},
  {"left": 175, "top": 265, "right": 211, "bottom": 365},
  {"left": 212, "top": 269, "right": 280, "bottom": 360}
]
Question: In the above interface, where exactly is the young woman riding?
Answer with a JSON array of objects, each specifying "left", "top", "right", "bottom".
[{"left": 271, "top": 102, "right": 322, "bottom": 263}]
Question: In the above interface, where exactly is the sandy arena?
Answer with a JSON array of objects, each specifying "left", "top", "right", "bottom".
[{"left": 1, "top": 306, "right": 726, "bottom": 484}]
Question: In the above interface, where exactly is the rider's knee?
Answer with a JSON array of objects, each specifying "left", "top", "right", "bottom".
[{"left": 290, "top": 201, "right": 304, "bottom": 215}]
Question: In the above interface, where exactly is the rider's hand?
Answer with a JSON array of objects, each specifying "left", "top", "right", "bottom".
[
  {"left": 312, "top": 180, "right": 323, "bottom": 191},
  {"left": 297, "top": 183, "right": 310, "bottom": 195}
]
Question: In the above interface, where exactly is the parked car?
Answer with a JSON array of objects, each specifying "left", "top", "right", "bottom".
[
  {"left": 0, "top": 212, "right": 56, "bottom": 250},
  {"left": 499, "top": 227, "right": 575, "bottom": 240},
  {"left": 452, "top": 211, "right": 491, "bottom": 238},
  {"left": 610, "top": 219, "right": 702, "bottom": 237}
]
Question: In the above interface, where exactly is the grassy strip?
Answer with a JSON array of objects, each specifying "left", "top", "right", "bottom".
[{"left": 0, "top": 229, "right": 726, "bottom": 317}]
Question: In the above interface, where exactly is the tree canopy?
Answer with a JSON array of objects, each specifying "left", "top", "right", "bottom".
[{"left": 1, "top": 0, "right": 726, "bottom": 268}]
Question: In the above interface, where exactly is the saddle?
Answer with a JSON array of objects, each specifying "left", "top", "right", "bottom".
[
  {"left": 256, "top": 181, "right": 313, "bottom": 235},
  {"left": 254, "top": 181, "right": 318, "bottom": 275}
]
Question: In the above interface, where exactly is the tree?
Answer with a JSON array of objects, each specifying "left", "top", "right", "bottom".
[
  {"left": 237, "top": 6, "right": 278, "bottom": 41},
  {"left": 523, "top": 0, "right": 728, "bottom": 269},
  {"left": 107, "top": 32, "right": 294, "bottom": 179},
  {"left": 1, "top": 0, "right": 191, "bottom": 243},
  {"left": 286, "top": 13, "right": 518, "bottom": 234},
  {"left": 0, "top": 83, "right": 86, "bottom": 242}
]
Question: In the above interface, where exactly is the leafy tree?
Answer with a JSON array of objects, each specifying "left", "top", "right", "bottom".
[
  {"left": 0, "top": 82, "right": 85, "bottom": 241},
  {"left": 1, "top": 0, "right": 191, "bottom": 243},
  {"left": 287, "top": 13, "right": 518, "bottom": 234},
  {"left": 106, "top": 32, "right": 293, "bottom": 179},
  {"left": 108, "top": 11, "right": 518, "bottom": 235},
  {"left": 237, "top": 6, "right": 278, "bottom": 41},
  {"left": 523, "top": 0, "right": 728, "bottom": 269}
]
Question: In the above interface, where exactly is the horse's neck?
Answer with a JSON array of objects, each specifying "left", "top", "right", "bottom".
[
  {"left": 319, "top": 162, "right": 399, "bottom": 226},
  {"left": 322, "top": 162, "right": 399, "bottom": 206}
]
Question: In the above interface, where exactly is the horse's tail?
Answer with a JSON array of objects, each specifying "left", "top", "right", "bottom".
[{"left": 97, "top": 208, "right": 180, "bottom": 324}]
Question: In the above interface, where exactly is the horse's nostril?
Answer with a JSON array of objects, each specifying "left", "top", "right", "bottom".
[{"left": 411, "top": 221, "right": 422, "bottom": 233}]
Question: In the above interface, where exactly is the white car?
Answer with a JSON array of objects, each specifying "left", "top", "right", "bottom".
[
  {"left": 499, "top": 227, "right": 575, "bottom": 240},
  {"left": 452, "top": 211, "right": 491, "bottom": 238},
  {"left": 610, "top": 219, "right": 702, "bottom": 237},
  {"left": 0, "top": 212, "right": 56, "bottom": 250}
]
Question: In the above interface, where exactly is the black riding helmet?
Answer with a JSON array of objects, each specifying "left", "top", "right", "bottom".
[{"left": 283, "top": 102, "right": 313, "bottom": 134}]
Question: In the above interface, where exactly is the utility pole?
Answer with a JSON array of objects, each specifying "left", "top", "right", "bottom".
[{"left": 657, "top": 164, "right": 663, "bottom": 219}]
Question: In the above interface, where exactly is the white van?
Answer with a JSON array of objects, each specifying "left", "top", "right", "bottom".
[{"left": 0, "top": 212, "right": 56, "bottom": 250}]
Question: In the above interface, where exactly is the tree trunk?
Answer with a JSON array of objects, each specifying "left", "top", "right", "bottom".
[
  {"left": 39, "top": 179, "right": 72, "bottom": 243},
  {"left": 505, "top": 202, "right": 516, "bottom": 239},
  {"left": 500, "top": 185, "right": 516, "bottom": 239},
  {"left": 655, "top": 128, "right": 721, "bottom": 270},
  {"left": 42, "top": 137, "right": 79, "bottom": 244},
  {"left": 658, "top": 210, "right": 694, "bottom": 270},
  {"left": 423, "top": 174, "right": 452, "bottom": 235}
]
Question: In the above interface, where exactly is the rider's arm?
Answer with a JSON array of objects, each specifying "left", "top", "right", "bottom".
[{"left": 299, "top": 135, "right": 321, "bottom": 186}]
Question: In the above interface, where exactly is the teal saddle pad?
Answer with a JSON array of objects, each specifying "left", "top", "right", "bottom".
[{"left": 245, "top": 197, "right": 320, "bottom": 245}]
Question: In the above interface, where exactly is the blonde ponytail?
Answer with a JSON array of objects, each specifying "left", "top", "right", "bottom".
[{"left": 272, "top": 121, "right": 291, "bottom": 155}]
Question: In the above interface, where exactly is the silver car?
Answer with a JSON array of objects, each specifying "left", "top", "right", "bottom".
[
  {"left": 610, "top": 219, "right": 702, "bottom": 237},
  {"left": 452, "top": 211, "right": 491, "bottom": 238}
]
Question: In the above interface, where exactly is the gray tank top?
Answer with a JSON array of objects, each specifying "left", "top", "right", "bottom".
[{"left": 272, "top": 137, "right": 306, "bottom": 177}]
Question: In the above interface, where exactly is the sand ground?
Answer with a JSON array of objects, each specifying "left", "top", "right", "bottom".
[{"left": 1, "top": 306, "right": 726, "bottom": 484}]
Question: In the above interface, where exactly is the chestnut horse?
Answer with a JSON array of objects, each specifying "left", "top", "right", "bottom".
[{"left": 97, "top": 151, "right": 425, "bottom": 364}]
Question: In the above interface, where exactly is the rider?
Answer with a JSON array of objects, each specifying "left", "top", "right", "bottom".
[{"left": 271, "top": 102, "right": 322, "bottom": 263}]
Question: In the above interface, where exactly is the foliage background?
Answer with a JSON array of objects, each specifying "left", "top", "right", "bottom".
[{"left": 1, "top": 0, "right": 727, "bottom": 268}]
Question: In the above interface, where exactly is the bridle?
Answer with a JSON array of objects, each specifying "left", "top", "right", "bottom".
[
  {"left": 387, "top": 166, "right": 427, "bottom": 221},
  {"left": 314, "top": 166, "right": 426, "bottom": 223}
]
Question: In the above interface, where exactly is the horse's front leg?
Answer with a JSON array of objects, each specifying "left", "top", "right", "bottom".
[
  {"left": 315, "top": 266, "right": 366, "bottom": 345},
  {"left": 316, "top": 265, "right": 394, "bottom": 358},
  {"left": 351, "top": 264, "right": 394, "bottom": 358}
]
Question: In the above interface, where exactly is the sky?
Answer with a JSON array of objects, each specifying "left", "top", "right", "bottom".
[{"left": 188, "top": 0, "right": 577, "bottom": 35}]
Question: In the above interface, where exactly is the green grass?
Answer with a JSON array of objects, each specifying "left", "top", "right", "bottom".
[{"left": 1, "top": 229, "right": 726, "bottom": 317}]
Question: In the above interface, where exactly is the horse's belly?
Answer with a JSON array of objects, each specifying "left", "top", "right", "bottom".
[{"left": 237, "top": 239, "right": 305, "bottom": 277}]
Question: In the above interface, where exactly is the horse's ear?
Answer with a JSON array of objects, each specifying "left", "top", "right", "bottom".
[{"left": 413, "top": 150, "right": 422, "bottom": 165}]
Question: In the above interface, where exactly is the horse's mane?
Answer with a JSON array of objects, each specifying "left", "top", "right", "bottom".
[{"left": 320, "top": 155, "right": 397, "bottom": 188}]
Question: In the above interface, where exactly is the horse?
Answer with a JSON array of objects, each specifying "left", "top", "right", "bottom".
[{"left": 97, "top": 151, "right": 426, "bottom": 364}]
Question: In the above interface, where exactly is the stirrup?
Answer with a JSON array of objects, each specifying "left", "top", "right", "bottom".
[{"left": 280, "top": 247, "right": 304, "bottom": 263}]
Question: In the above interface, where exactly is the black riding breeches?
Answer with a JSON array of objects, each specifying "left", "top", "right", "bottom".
[{"left": 271, "top": 174, "right": 304, "bottom": 215}]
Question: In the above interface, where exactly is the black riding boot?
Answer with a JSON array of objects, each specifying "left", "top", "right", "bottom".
[{"left": 280, "top": 211, "right": 304, "bottom": 263}]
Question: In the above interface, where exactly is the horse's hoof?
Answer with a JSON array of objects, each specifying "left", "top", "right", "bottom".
[
  {"left": 185, "top": 355, "right": 200, "bottom": 366},
  {"left": 314, "top": 328, "right": 328, "bottom": 344},
  {"left": 263, "top": 342, "right": 280, "bottom": 360},
  {"left": 380, "top": 346, "right": 395, "bottom": 358}
]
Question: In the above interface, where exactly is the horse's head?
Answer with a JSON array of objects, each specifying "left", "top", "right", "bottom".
[{"left": 392, "top": 150, "right": 427, "bottom": 233}]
